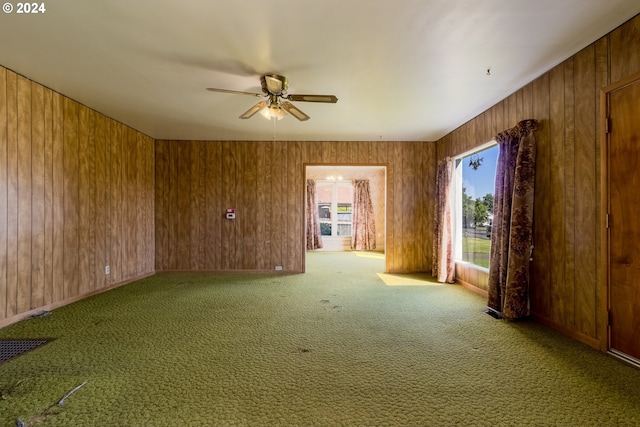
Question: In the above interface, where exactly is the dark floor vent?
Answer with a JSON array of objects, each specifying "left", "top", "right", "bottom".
[
  {"left": 484, "top": 308, "right": 503, "bottom": 319},
  {"left": 0, "top": 339, "right": 50, "bottom": 364}
]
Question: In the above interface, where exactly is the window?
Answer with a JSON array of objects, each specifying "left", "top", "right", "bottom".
[
  {"left": 317, "top": 181, "right": 353, "bottom": 237},
  {"left": 453, "top": 143, "right": 499, "bottom": 269}
]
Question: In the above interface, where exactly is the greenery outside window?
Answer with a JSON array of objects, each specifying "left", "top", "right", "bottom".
[{"left": 453, "top": 143, "right": 498, "bottom": 269}]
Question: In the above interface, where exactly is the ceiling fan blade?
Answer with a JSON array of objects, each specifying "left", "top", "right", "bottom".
[
  {"left": 206, "top": 88, "right": 263, "bottom": 97},
  {"left": 239, "top": 100, "right": 268, "bottom": 119},
  {"left": 287, "top": 94, "right": 338, "bottom": 103},
  {"left": 281, "top": 102, "right": 310, "bottom": 121}
]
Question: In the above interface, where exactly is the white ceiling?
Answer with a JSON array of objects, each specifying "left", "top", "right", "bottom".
[{"left": 1, "top": 0, "right": 639, "bottom": 142}]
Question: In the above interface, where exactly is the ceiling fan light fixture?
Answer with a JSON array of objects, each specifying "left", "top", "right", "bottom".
[{"left": 260, "top": 102, "right": 287, "bottom": 121}]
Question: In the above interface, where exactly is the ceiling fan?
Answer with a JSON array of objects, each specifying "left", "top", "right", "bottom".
[{"left": 206, "top": 74, "right": 338, "bottom": 121}]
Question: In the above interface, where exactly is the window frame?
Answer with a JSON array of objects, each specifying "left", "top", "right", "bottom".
[
  {"left": 452, "top": 140, "right": 498, "bottom": 270},
  {"left": 316, "top": 180, "right": 354, "bottom": 238}
]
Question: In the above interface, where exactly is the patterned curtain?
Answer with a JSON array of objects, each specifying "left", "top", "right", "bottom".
[
  {"left": 487, "top": 119, "right": 538, "bottom": 320},
  {"left": 306, "top": 179, "right": 323, "bottom": 250},
  {"left": 351, "top": 180, "right": 376, "bottom": 251},
  {"left": 432, "top": 157, "right": 455, "bottom": 283}
]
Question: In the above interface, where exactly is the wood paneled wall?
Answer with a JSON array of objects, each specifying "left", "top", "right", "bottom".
[
  {"left": 0, "top": 66, "right": 155, "bottom": 326},
  {"left": 155, "top": 140, "right": 435, "bottom": 274},
  {"left": 436, "top": 14, "right": 640, "bottom": 349}
]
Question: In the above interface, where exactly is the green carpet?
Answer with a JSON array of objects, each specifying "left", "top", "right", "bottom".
[{"left": 1, "top": 251, "right": 639, "bottom": 426}]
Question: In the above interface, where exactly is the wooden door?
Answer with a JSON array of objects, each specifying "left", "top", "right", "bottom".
[{"left": 608, "top": 76, "right": 640, "bottom": 364}]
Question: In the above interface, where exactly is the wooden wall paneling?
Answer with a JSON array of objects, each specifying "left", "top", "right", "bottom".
[
  {"left": 119, "top": 125, "right": 130, "bottom": 276},
  {"left": 127, "top": 127, "right": 138, "bottom": 276},
  {"left": 130, "top": 128, "right": 141, "bottom": 276},
  {"left": 431, "top": 13, "right": 640, "bottom": 350},
  {"left": 189, "top": 141, "right": 203, "bottom": 270},
  {"left": 402, "top": 143, "right": 417, "bottom": 272},
  {"left": 255, "top": 142, "right": 269, "bottom": 270},
  {"left": 205, "top": 142, "right": 222, "bottom": 270},
  {"left": 166, "top": 140, "right": 179, "bottom": 271},
  {"left": 594, "top": 37, "right": 609, "bottom": 342},
  {"left": 530, "top": 73, "right": 551, "bottom": 317},
  {"left": 573, "top": 45, "right": 598, "bottom": 339},
  {"left": 523, "top": 83, "right": 534, "bottom": 118},
  {"left": 51, "top": 92, "right": 64, "bottom": 299},
  {"left": 146, "top": 135, "right": 155, "bottom": 272},
  {"left": 548, "top": 64, "right": 567, "bottom": 326},
  {"left": 94, "top": 113, "right": 107, "bottom": 290},
  {"left": 31, "top": 82, "right": 45, "bottom": 309},
  {"left": 242, "top": 142, "right": 258, "bottom": 269},
  {"left": 233, "top": 141, "right": 245, "bottom": 269},
  {"left": 306, "top": 141, "right": 321, "bottom": 165},
  {"left": 424, "top": 142, "right": 436, "bottom": 270},
  {"left": 42, "top": 88, "right": 53, "bottom": 305},
  {"left": 142, "top": 134, "right": 151, "bottom": 273},
  {"left": 5, "top": 70, "right": 18, "bottom": 317},
  {"left": 501, "top": 96, "right": 513, "bottom": 130},
  {"left": 127, "top": 131, "right": 136, "bottom": 274},
  {"left": 416, "top": 143, "right": 426, "bottom": 271},
  {"left": 63, "top": 96, "right": 79, "bottom": 298},
  {"left": 174, "top": 141, "right": 191, "bottom": 270},
  {"left": 482, "top": 111, "right": 492, "bottom": 143},
  {"left": 139, "top": 133, "right": 153, "bottom": 273},
  {"left": 0, "top": 67, "right": 7, "bottom": 320},
  {"left": 131, "top": 129, "right": 140, "bottom": 275},
  {"left": 78, "top": 105, "right": 94, "bottom": 295},
  {"left": 335, "top": 141, "right": 350, "bottom": 164},
  {"left": 109, "top": 120, "right": 122, "bottom": 283},
  {"left": 389, "top": 142, "right": 403, "bottom": 272},
  {"left": 381, "top": 144, "right": 392, "bottom": 269},
  {"left": 364, "top": 141, "right": 375, "bottom": 164},
  {"left": 16, "top": 75, "right": 32, "bottom": 314},
  {"left": 320, "top": 141, "right": 333, "bottom": 163},
  {"left": 154, "top": 140, "right": 168, "bottom": 270},
  {"left": 562, "top": 57, "right": 577, "bottom": 330},
  {"left": 270, "top": 142, "right": 284, "bottom": 270},
  {"left": 221, "top": 142, "right": 235, "bottom": 270},
  {"left": 609, "top": 16, "right": 640, "bottom": 83},
  {"left": 287, "top": 141, "right": 303, "bottom": 271}
]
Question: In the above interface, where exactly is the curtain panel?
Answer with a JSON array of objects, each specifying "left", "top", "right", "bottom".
[
  {"left": 351, "top": 179, "right": 376, "bottom": 251},
  {"left": 306, "top": 179, "right": 323, "bottom": 250},
  {"left": 432, "top": 157, "right": 455, "bottom": 283},
  {"left": 487, "top": 119, "right": 538, "bottom": 320}
]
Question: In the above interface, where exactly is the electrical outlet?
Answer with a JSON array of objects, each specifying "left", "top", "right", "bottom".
[
  {"left": 275, "top": 266, "right": 283, "bottom": 271},
  {"left": 105, "top": 265, "right": 110, "bottom": 275}
]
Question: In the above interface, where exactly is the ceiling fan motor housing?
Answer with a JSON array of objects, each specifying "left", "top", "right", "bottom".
[{"left": 261, "top": 74, "right": 289, "bottom": 95}]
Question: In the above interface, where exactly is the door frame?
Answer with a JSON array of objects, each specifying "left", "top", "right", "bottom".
[
  {"left": 600, "top": 70, "right": 640, "bottom": 364},
  {"left": 303, "top": 164, "right": 388, "bottom": 272}
]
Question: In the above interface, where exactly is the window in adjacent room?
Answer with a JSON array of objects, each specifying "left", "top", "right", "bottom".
[
  {"left": 453, "top": 142, "right": 499, "bottom": 269},
  {"left": 317, "top": 180, "right": 353, "bottom": 237}
]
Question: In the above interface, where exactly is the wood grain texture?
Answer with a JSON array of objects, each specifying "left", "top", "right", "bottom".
[
  {"left": 0, "top": 66, "right": 155, "bottom": 326},
  {"left": 5, "top": 70, "right": 18, "bottom": 318},
  {"left": 17, "top": 75, "right": 32, "bottom": 314},
  {"left": 530, "top": 73, "right": 550, "bottom": 318},
  {"left": 548, "top": 64, "right": 567, "bottom": 326},
  {"left": 0, "top": 68, "right": 7, "bottom": 320},
  {"left": 31, "top": 82, "right": 45, "bottom": 309},
  {"left": 435, "top": 13, "right": 640, "bottom": 350},
  {"left": 153, "top": 140, "right": 435, "bottom": 274}
]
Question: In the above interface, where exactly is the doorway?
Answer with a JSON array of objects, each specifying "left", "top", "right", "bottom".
[
  {"left": 606, "top": 73, "right": 640, "bottom": 366},
  {"left": 305, "top": 165, "right": 386, "bottom": 254}
]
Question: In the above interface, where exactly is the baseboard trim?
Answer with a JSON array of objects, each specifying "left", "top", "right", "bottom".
[
  {"left": 530, "top": 313, "right": 602, "bottom": 350},
  {"left": 156, "top": 269, "right": 302, "bottom": 275},
  {"left": 455, "top": 278, "right": 489, "bottom": 298},
  {"left": 0, "top": 272, "right": 155, "bottom": 330}
]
